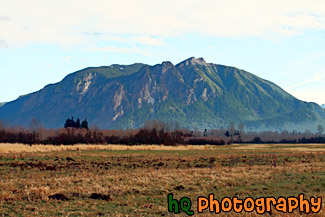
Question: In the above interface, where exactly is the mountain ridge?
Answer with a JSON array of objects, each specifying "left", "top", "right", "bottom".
[{"left": 1, "top": 57, "right": 324, "bottom": 132}]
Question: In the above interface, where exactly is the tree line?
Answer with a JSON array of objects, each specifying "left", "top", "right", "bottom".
[
  {"left": 213, "top": 122, "right": 325, "bottom": 144},
  {"left": 0, "top": 119, "right": 324, "bottom": 146},
  {"left": 0, "top": 125, "right": 223, "bottom": 146}
]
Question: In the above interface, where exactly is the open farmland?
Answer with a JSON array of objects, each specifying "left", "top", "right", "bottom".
[{"left": 0, "top": 143, "right": 324, "bottom": 216}]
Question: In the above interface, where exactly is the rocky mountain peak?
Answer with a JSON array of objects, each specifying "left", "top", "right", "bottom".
[
  {"left": 162, "top": 61, "right": 173, "bottom": 66},
  {"left": 161, "top": 61, "right": 174, "bottom": 70},
  {"left": 188, "top": 57, "right": 208, "bottom": 65},
  {"left": 177, "top": 57, "right": 209, "bottom": 67}
]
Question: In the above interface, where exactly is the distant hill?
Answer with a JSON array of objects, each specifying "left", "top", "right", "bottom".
[
  {"left": 1, "top": 57, "right": 324, "bottom": 131},
  {"left": 0, "top": 102, "right": 6, "bottom": 108},
  {"left": 321, "top": 104, "right": 325, "bottom": 109}
]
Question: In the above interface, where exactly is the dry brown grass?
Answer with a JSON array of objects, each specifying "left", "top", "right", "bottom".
[
  {"left": 0, "top": 143, "right": 324, "bottom": 216},
  {"left": 232, "top": 143, "right": 325, "bottom": 152},
  {"left": 2, "top": 143, "right": 325, "bottom": 154},
  {"left": 1, "top": 160, "right": 324, "bottom": 216},
  {"left": 0, "top": 143, "right": 220, "bottom": 153}
]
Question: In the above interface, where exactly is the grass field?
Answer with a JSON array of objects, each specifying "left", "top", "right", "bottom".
[{"left": 0, "top": 143, "right": 324, "bottom": 216}]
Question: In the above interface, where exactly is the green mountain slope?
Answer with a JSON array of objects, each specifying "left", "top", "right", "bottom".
[{"left": 1, "top": 57, "right": 324, "bottom": 131}]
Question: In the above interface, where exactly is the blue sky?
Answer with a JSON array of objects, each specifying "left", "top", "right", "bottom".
[{"left": 1, "top": 0, "right": 325, "bottom": 105}]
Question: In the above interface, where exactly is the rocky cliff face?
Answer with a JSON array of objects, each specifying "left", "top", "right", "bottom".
[{"left": 1, "top": 57, "right": 324, "bottom": 131}]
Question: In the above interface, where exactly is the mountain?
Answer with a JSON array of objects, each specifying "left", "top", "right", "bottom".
[
  {"left": 321, "top": 104, "right": 325, "bottom": 109},
  {"left": 0, "top": 102, "right": 6, "bottom": 108},
  {"left": 1, "top": 57, "right": 324, "bottom": 131}
]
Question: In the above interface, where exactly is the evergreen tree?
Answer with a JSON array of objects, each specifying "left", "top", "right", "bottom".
[
  {"left": 81, "top": 118, "right": 89, "bottom": 130},
  {"left": 76, "top": 118, "right": 80, "bottom": 128},
  {"left": 64, "top": 117, "right": 88, "bottom": 129},
  {"left": 203, "top": 129, "right": 208, "bottom": 137},
  {"left": 64, "top": 118, "right": 71, "bottom": 128},
  {"left": 71, "top": 116, "right": 76, "bottom": 128}
]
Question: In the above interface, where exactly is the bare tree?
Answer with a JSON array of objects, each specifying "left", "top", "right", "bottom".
[
  {"left": 228, "top": 122, "right": 235, "bottom": 144},
  {"left": 317, "top": 124, "right": 324, "bottom": 138},
  {"left": 0, "top": 120, "right": 8, "bottom": 130},
  {"left": 144, "top": 120, "right": 166, "bottom": 131},
  {"left": 165, "top": 120, "right": 180, "bottom": 132},
  {"left": 29, "top": 117, "right": 41, "bottom": 132},
  {"left": 238, "top": 122, "right": 244, "bottom": 142},
  {"left": 28, "top": 117, "right": 42, "bottom": 145},
  {"left": 229, "top": 122, "right": 235, "bottom": 135}
]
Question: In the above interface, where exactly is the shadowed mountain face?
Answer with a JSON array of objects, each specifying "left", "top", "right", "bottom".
[{"left": 1, "top": 57, "right": 324, "bottom": 131}]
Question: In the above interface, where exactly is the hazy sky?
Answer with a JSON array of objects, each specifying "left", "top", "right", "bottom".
[{"left": 1, "top": 0, "right": 325, "bottom": 105}]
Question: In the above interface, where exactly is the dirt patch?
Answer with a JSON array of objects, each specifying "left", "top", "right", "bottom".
[
  {"left": 48, "top": 193, "right": 69, "bottom": 201},
  {"left": 89, "top": 193, "right": 111, "bottom": 201}
]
